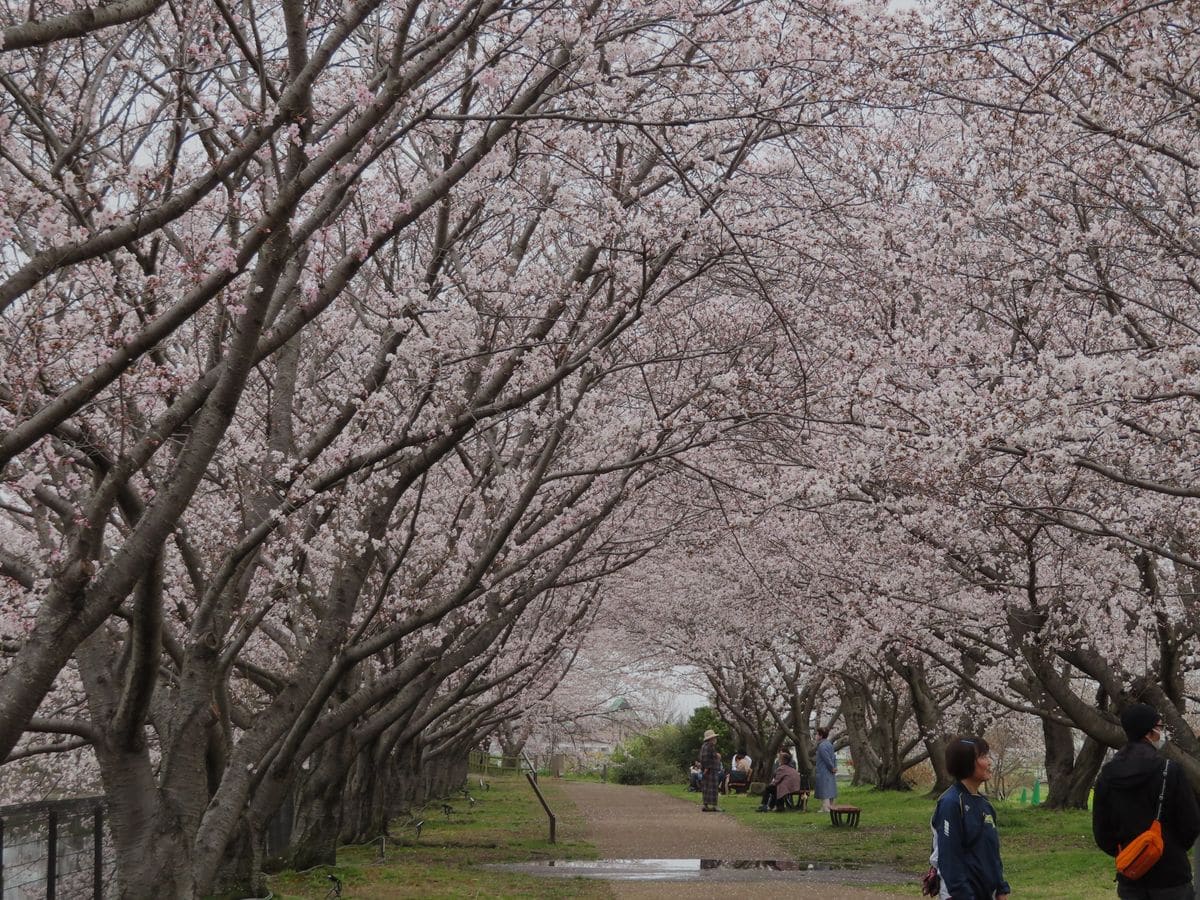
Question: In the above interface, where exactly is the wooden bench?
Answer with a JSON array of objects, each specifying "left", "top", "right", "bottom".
[
  {"left": 829, "top": 804, "right": 861, "bottom": 827},
  {"left": 725, "top": 767, "right": 754, "bottom": 793}
]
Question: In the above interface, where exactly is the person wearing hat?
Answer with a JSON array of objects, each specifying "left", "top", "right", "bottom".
[
  {"left": 1093, "top": 703, "right": 1200, "bottom": 899},
  {"left": 699, "top": 729, "right": 721, "bottom": 812}
]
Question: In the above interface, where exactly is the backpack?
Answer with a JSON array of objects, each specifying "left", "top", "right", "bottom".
[
  {"left": 921, "top": 786, "right": 966, "bottom": 897},
  {"left": 1115, "top": 761, "right": 1169, "bottom": 880}
]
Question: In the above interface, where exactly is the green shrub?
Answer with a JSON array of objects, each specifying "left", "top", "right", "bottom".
[
  {"left": 615, "top": 757, "right": 681, "bottom": 785},
  {"left": 624, "top": 725, "right": 688, "bottom": 767},
  {"left": 607, "top": 707, "right": 738, "bottom": 785}
]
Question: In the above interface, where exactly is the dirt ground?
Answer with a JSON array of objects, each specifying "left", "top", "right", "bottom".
[{"left": 552, "top": 780, "right": 911, "bottom": 899}]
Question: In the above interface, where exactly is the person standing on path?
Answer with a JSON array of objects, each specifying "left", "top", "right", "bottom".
[
  {"left": 699, "top": 728, "right": 721, "bottom": 812},
  {"left": 1093, "top": 703, "right": 1200, "bottom": 900},
  {"left": 814, "top": 727, "right": 838, "bottom": 812}
]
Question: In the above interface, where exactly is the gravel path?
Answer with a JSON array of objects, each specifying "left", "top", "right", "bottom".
[{"left": 546, "top": 780, "right": 911, "bottom": 899}]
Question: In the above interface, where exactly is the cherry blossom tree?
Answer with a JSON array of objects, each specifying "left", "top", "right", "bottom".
[
  {"left": 598, "top": 0, "right": 1200, "bottom": 806},
  {"left": 8, "top": 0, "right": 1200, "bottom": 891},
  {"left": 1, "top": 0, "right": 903, "bottom": 893}
]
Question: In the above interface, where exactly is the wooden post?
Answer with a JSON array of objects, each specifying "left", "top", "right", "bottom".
[
  {"left": 93, "top": 806, "right": 104, "bottom": 899},
  {"left": 524, "top": 773, "right": 556, "bottom": 844},
  {"left": 47, "top": 808, "right": 58, "bottom": 900}
]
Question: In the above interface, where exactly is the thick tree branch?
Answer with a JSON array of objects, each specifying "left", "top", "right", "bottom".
[{"left": 2, "top": 0, "right": 165, "bottom": 52}]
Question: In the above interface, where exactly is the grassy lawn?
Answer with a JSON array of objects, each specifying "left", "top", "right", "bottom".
[
  {"left": 262, "top": 772, "right": 1111, "bottom": 898},
  {"left": 266, "top": 773, "right": 608, "bottom": 899},
  {"left": 651, "top": 782, "right": 1113, "bottom": 899}
]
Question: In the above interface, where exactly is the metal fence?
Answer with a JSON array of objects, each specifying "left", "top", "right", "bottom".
[{"left": 0, "top": 797, "right": 114, "bottom": 899}]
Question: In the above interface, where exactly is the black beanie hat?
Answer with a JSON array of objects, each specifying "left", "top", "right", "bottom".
[{"left": 1121, "top": 703, "right": 1160, "bottom": 742}]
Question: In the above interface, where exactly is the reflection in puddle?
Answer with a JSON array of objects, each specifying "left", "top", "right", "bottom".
[
  {"left": 699, "top": 859, "right": 858, "bottom": 871},
  {"left": 505, "top": 858, "right": 862, "bottom": 880}
]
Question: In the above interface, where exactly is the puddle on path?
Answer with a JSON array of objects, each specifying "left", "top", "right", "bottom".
[{"left": 492, "top": 858, "right": 865, "bottom": 881}]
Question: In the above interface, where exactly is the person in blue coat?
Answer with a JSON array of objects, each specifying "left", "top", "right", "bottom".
[
  {"left": 814, "top": 727, "right": 838, "bottom": 811},
  {"left": 931, "top": 736, "right": 1010, "bottom": 900}
]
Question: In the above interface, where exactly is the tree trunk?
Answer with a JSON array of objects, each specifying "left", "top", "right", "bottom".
[
  {"left": 869, "top": 714, "right": 911, "bottom": 792},
  {"left": 77, "top": 628, "right": 196, "bottom": 898},
  {"left": 340, "top": 743, "right": 392, "bottom": 844},
  {"left": 790, "top": 681, "right": 820, "bottom": 781},
  {"left": 1063, "top": 735, "right": 1107, "bottom": 810},
  {"left": 286, "top": 732, "right": 356, "bottom": 869},
  {"left": 207, "top": 815, "right": 267, "bottom": 899},
  {"left": 1041, "top": 718, "right": 1107, "bottom": 811},
  {"left": 840, "top": 681, "right": 880, "bottom": 786},
  {"left": 1042, "top": 717, "right": 1078, "bottom": 810},
  {"left": 107, "top": 776, "right": 195, "bottom": 898},
  {"left": 497, "top": 718, "right": 531, "bottom": 762},
  {"left": 760, "top": 731, "right": 788, "bottom": 781},
  {"left": 894, "top": 655, "right": 952, "bottom": 793},
  {"left": 91, "top": 737, "right": 195, "bottom": 898},
  {"left": 840, "top": 674, "right": 915, "bottom": 789}
]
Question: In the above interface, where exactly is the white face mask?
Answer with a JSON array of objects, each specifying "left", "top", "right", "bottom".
[{"left": 1152, "top": 727, "right": 1167, "bottom": 750}]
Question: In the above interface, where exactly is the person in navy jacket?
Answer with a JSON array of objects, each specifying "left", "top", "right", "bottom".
[{"left": 931, "top": 736, "right": 1011, "bottom": 900}]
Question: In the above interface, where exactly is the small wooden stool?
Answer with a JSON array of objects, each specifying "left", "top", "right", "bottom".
[
  {"left": 829, "top": 804, "right": 861, "bottom": 827},
  {"left": 778, "top": 790, "right": 808, "bottom": 811}
]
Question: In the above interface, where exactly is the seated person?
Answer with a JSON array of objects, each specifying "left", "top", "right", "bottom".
[
  {"left": 688, "top": 761, "right": 703, "bottom": 791},
  {"left": 757, "top": 751, "right": 802, "bottom": 811},
  {"left": 726, "top": 751, "right": 752, "bottom": 792}
]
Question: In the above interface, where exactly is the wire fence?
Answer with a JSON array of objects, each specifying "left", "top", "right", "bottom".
[{"left": 1, "top": 797, "right": 115, "bottom": 899}]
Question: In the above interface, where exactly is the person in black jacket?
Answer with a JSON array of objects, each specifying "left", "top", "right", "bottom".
[{"left": 1093, "top": 703, "right": 1200, "bottom": 900}]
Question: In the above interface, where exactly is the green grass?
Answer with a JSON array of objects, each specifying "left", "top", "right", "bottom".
[
  {"left": 262, "top": 773, "right": 1111, "bottom": 898},
  {"left": 650, "top": 782, "right": 1113, "bottom": 899},
  {"left": 560, "top": 771, "right": 606, "bottom": 783},
  {"left": 266, "top": 773, "right": 609, "bottom": 899}
]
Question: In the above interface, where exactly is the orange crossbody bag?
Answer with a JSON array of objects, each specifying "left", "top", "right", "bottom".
[{"left": 1116, "top": 761, "right": 1169, "bottom": 880}]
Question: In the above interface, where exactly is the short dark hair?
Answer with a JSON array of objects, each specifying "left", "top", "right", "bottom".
[
  {"left": 945, "top": 736, "right": 989, "bottom": 780},
  {"left": 816, "top": 727, "right": 829, "bottom": 739}
]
